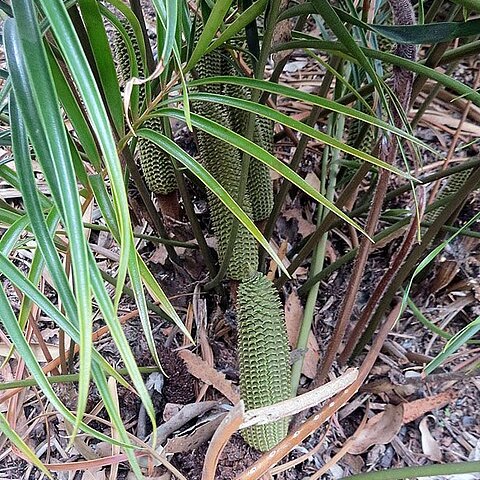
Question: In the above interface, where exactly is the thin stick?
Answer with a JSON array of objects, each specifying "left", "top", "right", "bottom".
[
  {"left": 201, "top": 370, "right": 358, "bottom": 480},
  {"left": 339, "top": 188, "right": 425, "bottom": 364}
]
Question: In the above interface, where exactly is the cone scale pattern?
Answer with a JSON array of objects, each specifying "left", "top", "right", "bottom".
[
  {"left": 195, "top": 101, "right": 259, "bottom": 280},
  {"left": 237, "top": 273, "right": 291, "bottom": 451},
  {"left": 194, "top": 40, "right": 290, "bottom": 452},
  {"left": 112, "top": 20, "right": 177, "bottom": 195}
]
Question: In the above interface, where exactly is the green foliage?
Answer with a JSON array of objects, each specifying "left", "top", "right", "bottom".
[
  {"left": 112, "top": 18, "right": 177, "bottom": 195},
  {"left": 1, "top": 0, "right": 479, "bottom": 476}
]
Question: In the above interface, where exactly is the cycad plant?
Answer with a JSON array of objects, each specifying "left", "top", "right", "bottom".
[{"left": 1, "top": 0, "right": 480, "bottom": 478}]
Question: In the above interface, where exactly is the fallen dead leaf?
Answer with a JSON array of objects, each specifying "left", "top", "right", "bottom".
[
  {"left": 283, "top": 208, "right": 316, "bottom": 238},
  {"left": 81, "top": 468, "right": 106, "bottom": 480},
  {"left": 419, "top": 416, "right": 442, "bottom": 462},
  {"left": 284, "top": 290, "right": 320, "bottom": 379},
  {"left": 305, "top": 171, "right": 321, "bottom": 191},
  {"left": 402, "top": 389, "right": 457, "bottom": 424},
  {"left": 163, "top": 403, "right": 184, "bottom": 422},
  {"left": 0, "top": 343, "right": 59, "bottom": 362},
  {"left": 164, "top": 413, "right": 226, "bottom": 454},
  {"left": 149, "top": 244, "right": 168, "bottom": 265},
  {"left": 348, "top": 404, "right": 404, "bottom": 455},
  {"left": 178, "top": 349, "right": 240, "bottom": 404}
]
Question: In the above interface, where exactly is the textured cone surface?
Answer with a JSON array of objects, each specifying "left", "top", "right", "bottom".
[
  {"left": 112, "top": 21, "right": 146, "bottom": 103},
  {"left": 347, "top": 116, "right": 376, "bottom": 158},
  {"left": 194, "top": 46, "right": 258, "bottom": 280},
  {"left": 248, "top": 117, "right": 274, "bottom": 221},
  {"left": 222, "top": 61, "right": 274, "bottom": 222},
  {"left": 237, "top": 273, "right": 291, "bottom": 451},
  {"left": 194, "top": 28, "right": 224, "bottom": 95},
  {"left": 195, "top": 102, "right": 258, "bottom": 280},
  {"left": 138, "top": 117, "right": 177, "bottom": 195},
  {"left": 112, "top": 22, "right": 176, "bottom": 195},
  {"left": 424, "top": 169, "right": 472, "bottom": 226}
]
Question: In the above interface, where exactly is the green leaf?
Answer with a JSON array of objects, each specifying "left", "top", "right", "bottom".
[
  {"left": 136, "top": 127, "right": 291, "bottom": 275},
  {"left": 425, "top": 316, "right": 480, "bottom": 373},
  {"left": 89, "top": 174, "right": 187, "bottom": 332},
  {"left": 272, "top": 39, "right": 480, "bottom": 108},
  {"left": 36, "top": 2, "right": 158, "bottom": 441},
  {"left": 371, "top": 19, "right": 480, "bottom": 44},
  {"left": 0, "top": 283, "right": 129, "bottom": 448},
  {"left": 309, "top": 0, "right": 386, "bottom": 105},
  {"left": 185, "top": 0, "right": 234, "bottom": 71},
  {"left": 280, "top": 4, "right": 480, "bottom": 44},
  {"left": 186, "top": 76, "right": 433, "bottom": 155},
  {"left": 207, "top": 0, "right": 269, "bottom": 53},
  {"left": 78, "top": 0, "right": 124, "bottom": 134},
  {"left": 8, "top": 2, "right": 92, "bottom": 437},
  {"left": 153, "top": 107, "right": 373, "bottom": 239},
  {"left": 152, "top": 0, "right": 178, "bottom": 65}
]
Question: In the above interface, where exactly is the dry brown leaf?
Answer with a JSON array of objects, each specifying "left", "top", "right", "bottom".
[
  {"left": 420, "top": 113, "right": 480, "bottom": 136},
  {"left": 285, "top": 290, "right": 303, "bottom": 347},
  {"left": 164, "top": 413, "right": 226, "bottom": 454},
  {"left": 283, "top": 208, "right": 316, "bottom": 238},
  {"left": 402, "top": 389, "right": 457, "bottom": 424},
  {"left": 284, "top": 291, "right": 320, "bottom": 379},
  {"left": 0, "top": 343, "right": 59, "bottom": 362},
  {"left": 347, "top": 404, "right": 404, "bottom": 455},
  {"left": 178, "top": 349, "right": 240, "bottom": 404},
  {"left": 305, "top": 171, "right": 321, "bottom": 191},
  {"left": 163, "top": 403, "right": 184, "bottom": 422},
  {"left": 149, "top": 244, "right": 168, "bottom": 265},
  {"left": 267, "top": 239, "right": 289, "bottom": 281},
  {"left": 81, "top": 468, "right": 106, "bottom": 480},
  {"left": 419, "top": 416, "right": 442, "bottom": 462}
]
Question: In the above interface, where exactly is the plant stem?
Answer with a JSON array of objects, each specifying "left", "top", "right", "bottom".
[
  {"left": 83, "top": 222, "right": 198, "bottom": 248},
  {"left": 290, "top": 85, "right": 344, "bottom": 396},
  {"left": 262, "top": 56, "right": 339, "bottom": 252},
  {"left": 275, "top": 162, "right": 371, "bottom": 289},
  {"left": 0, "top": 367, "right": 160, "bottom": 391},
  {"left": 341, "top": 461, "right": 480, "bottom": 480},
  {"left": 119, "top": 145, "right": 181, "bottom": 264},
  {"left": 352, "top": 165, "right": 480, "bottom": 357},
  {"left": 160, "top": 118, "right": 217, "bottom": 277}
]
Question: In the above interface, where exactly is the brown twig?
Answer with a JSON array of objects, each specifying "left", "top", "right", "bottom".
[
  {"left": 338, "top": 187, "right": 426, "bottom": 364},
  {"left": 201, "top": 371, "right": 358, "bottom": 480},
  {"left": 315, "top": 166, "right": 390, "bottom": 384},
  {"left": 314, "top": 0, "right": 417, "bottom": 383}
]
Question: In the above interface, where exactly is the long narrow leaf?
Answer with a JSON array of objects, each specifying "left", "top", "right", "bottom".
[
  {"left": 8, "top": 3, "right": 92, "bottom": 437},
  {"left": 185, "top": 0, "right": 234, "bottom": 71},
  {"left": 0, "top": 285, "right": 129, "bottom": 447},
  {"left": 152, "top": 107, "right": 373, "bottom": 238},
  {"left": 37, "top": 0, "right": 160, "bottom": 437},
  {"left": 136, "top": 128, "right": 291, "bottom": 274},
  {"left": 186, "top": 76, "right": 433, "bottom": 154},
  {"left": 272, "top": 39, "right": 480, "bottom": 108},
  {"left": 207, "top": 0, "right": 269, "bottom": 52},
  {"left": 78, "top": 0, "right": 124, "bottom": 134}
]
